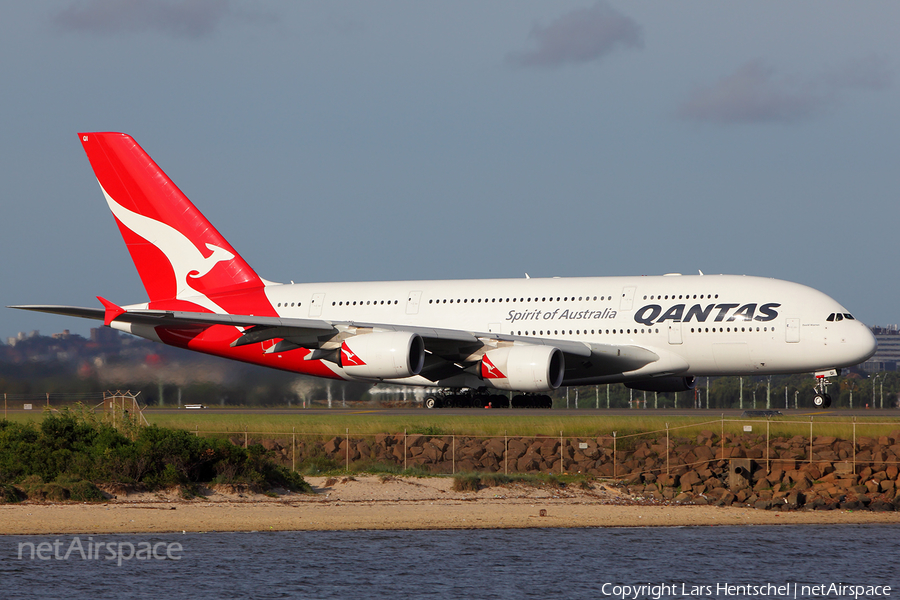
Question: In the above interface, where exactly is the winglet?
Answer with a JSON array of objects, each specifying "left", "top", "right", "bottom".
[{"left": 97, "top": 296, "right": 125, "bottom": 326}]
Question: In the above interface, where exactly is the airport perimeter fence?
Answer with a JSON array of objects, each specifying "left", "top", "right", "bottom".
[
  {"left": 7, "top": 393, "right": 900, "bottom": 482},
  {"left": 2, "top": 392, "right": 109, "bottom": 416},
  {"left": 188, "top": 417, "right": 900, "bottom": 481}
]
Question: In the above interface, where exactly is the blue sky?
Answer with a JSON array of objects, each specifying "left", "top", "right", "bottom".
[{"left": 2, "top": 1, "right": 898, "bottom": 338}]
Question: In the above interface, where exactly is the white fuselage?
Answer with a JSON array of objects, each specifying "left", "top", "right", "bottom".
[{"left": 253, "top": 273, "right": 876, "bottom": 387}]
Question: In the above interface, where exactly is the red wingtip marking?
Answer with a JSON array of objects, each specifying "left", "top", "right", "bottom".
[{"left": 97, "top": 296, "right": 125, "bottom": 326}]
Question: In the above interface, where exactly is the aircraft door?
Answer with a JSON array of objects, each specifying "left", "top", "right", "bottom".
[
  {"left": 668, "top": 323, "right": 683, "bottom": 345},
  {"left": 309, "top": 293, "right": 325, "bottom": 317},
  {"left": 620, "top": 286, "right": 636, "bottom": 311},
  {"left": 785, "top": 318, "right": 800, "bottom": 343},
  {"left": 406, "top": 291, "right": 422, "bottom": 315}
]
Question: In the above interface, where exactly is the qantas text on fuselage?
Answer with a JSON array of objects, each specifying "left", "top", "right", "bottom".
[{"left": 633, "top": 303, "right": 780, "bottom": 326}]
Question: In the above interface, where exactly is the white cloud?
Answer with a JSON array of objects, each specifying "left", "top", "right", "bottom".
[
  {"left": 508, "top": 1, "right": 642, "bottom": 68},
  {"left": 52, "top": 0, "right": 274, "bottom": 39},
  {"left": 678, "top": 56, "right": 891, "bottom": 124}
]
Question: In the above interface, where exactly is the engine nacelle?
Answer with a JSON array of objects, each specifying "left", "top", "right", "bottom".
[
  {"left": 625, "top": 376, "right": 696, "bottom": 393},
  {"left": 481, "top": 345, "right": 565, "bottom": 392},
  {"left": 339, "top": 332, "right": 425, "bottom": 379}
]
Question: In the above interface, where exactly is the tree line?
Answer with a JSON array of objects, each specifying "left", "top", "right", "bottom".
[{"left": 1, "top": 355, "right": 894, "bottom": 409}]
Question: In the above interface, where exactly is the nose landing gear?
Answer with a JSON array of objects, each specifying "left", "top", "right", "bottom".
[{"left": 813, "top": 370, "right": 836, "bottom": 409}]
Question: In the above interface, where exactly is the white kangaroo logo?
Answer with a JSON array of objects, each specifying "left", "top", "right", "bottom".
[
  {"left": 189, "top": 243, "right": 235, "bottom": 280},
  {"left": 482, "top": 356, "right": 503, "bottom": 377},
  {"left": 101, "top": 185, "right": 233, "bottom": 313},
  {"left": 341, "top": 344, "right": 362, "bottom": 365}
]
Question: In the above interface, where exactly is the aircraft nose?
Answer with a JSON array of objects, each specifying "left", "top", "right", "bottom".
[{"left": 852, "top": 322, "right": 878, "bottom": 364}]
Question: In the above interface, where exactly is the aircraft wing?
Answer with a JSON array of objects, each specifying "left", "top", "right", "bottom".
[
  {"left": 230, "top": 317, "right": 661, "bottom": 382},
  {"left": 10, "top": 303, "right": 663, "bottom": 381}
]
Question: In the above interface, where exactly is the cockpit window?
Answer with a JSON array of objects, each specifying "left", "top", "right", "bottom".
[{"left": 827, "top": 312, "right": 855, "bottom": 322}]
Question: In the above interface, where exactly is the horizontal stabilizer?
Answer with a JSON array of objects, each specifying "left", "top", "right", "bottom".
[
  {"left": 8, "top": 305, "right": 106, "bottom": 321},
  {"left": 10, "top": 304, "right": 336, "bottom": 333}
]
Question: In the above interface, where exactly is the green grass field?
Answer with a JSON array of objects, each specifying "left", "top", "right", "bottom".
[
  {"left": 6, "top": 408, "right": 900, "bottom": 441},
  {"left": 144, "top": 412, "right": 714, "bottom": 438},
  {"left": 124, "top": 411, "right": 900, "bottom": 442}
]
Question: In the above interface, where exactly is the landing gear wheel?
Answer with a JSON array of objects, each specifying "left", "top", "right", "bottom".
[
  {"left": 491, "top": 396, "right": 510, "bottom": 409},
  {"left": 510, "top": 394, "right": 553, "bottom": 409},
  {"left": 474, "top": 394, "right": 493, "bottom": 409},
  {"left": 812, "top": 372, "right": 836, "bottom": 409},
  {"left": 424, "top": 396, "right": 438, "bottom": 409}
]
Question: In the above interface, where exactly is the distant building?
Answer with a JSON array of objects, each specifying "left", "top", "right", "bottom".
[
  {"left": 91, "top": 327, "right": 120, "bottom": 344},
  {"left": 865, "top": 326, "right": 900, "bottom": 372},
  {"left": 6, "top": 331, "right": 39, "bottom": 347}
]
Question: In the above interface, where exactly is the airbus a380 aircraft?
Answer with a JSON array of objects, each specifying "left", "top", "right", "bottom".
[{"left": 12, "top": 133, "right": 876, "bottom": 409}]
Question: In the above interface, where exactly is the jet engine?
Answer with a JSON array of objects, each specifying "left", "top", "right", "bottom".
[
  {"left": 481, "top": 346, "right": 564, "bottom": 392},
  {"left": 625, "top": 376, "right": 696, "bottom": 393},
  {"left": 339, "top": 332, "right": 425, "bottom": 379}
]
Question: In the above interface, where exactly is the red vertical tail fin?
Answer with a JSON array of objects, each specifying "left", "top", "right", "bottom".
[{"left": 78, "top": 133, "right": 269, "bottom": 312}]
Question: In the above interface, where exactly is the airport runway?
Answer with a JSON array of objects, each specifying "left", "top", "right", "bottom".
[
  {"left": 6, "top": 406, "right": 898, "bottom": 419},
  {"left": 130, "top": 407, "right": 900, "bottom": 418}
]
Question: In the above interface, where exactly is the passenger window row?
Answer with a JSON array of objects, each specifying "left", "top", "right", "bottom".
[
  {"left": 512, "top": 328, "right": 661, "bottom": 336},
  {"left": 429, "top": 295, "right": 608, "bottom": 305},
  {"left": 643, "top": 293, "right": 719, "bottom": 300},
  {"left": 332, "top": 300, "right": 400, "bottom": 306},
  {"left": 690, "top": 326, "right": 774, "bottom": 333}
]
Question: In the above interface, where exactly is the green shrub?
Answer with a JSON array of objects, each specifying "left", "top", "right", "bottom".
[
  {"left": 479, "top": 473, "right": 512, "bottom": 487},
  {"left": 349, "top": 460, "right": 404, "bottom": 475},
  {"left": 41, "top": 483, "right": 70, "bottom": 501},
  {"left": 400, "top": 465, "right": 431, "bottom": 478},
  {"left": 0, "top": 483, "right": 23, "bottom": 503},
  {"left": 452, "top": 473, "right": 481, "bottom": 492},
  {"left": 67, "top": 480, "right": 104, "bottom": 502},
  {"left": 300, "top": 456, "right": 342, "bottom": 476},
  {"left": 410, "top": 425, "right": 446, "bottom": 436},
  {"left": 0, "top": 410, "right": 312, "bottom": 495},
  {"left": 18, "top": 475, "right": 44, "bottom": 497}
]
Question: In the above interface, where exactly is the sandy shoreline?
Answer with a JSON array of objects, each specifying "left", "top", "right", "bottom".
[{"left": 2, "top": 476, "right": 900, "bottom": 535}]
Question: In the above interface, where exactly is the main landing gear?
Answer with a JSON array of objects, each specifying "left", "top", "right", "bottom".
[
  {"left": 424, "top": 388, "right": 505, "bottom": 409},
  {"left": 813, "top": 372, "right": 833, "bottom": 409},
  {"left": 423, "top": 388, "right": 553, "bottom": 409}
]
